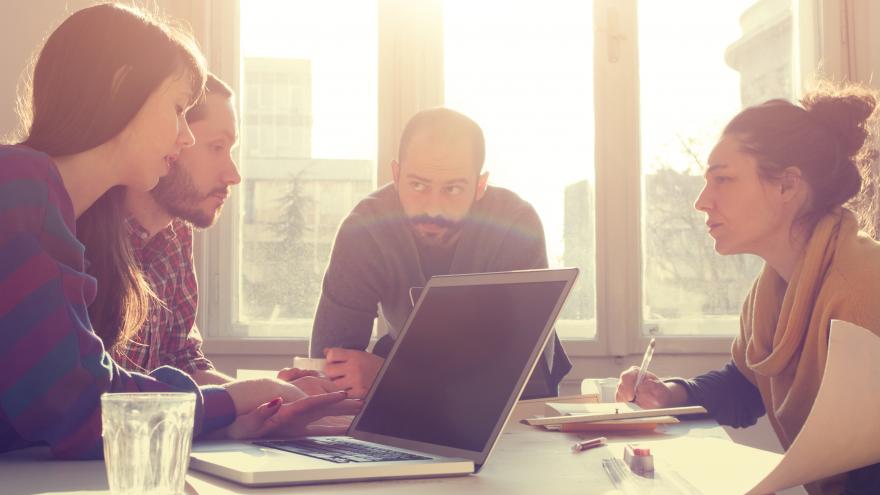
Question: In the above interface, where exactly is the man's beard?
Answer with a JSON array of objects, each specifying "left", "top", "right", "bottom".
[
  {"left": 151, "top": 159, "right": 223, "bottom": 229},
  {"left": 409, "top": 214, "right": 465, "bottom": 247}
]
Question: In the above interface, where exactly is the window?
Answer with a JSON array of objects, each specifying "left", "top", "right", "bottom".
[
  {"left": 237, "top": 0, "right": 377, "bottom": 335},
  {"left": 200, "top": 0, "right": 822, "bottom": 355},
  {"left": 638, "top": 0, "right": 794, "bottom": 337},
  {"left": 444, "top": 1, "right": 596, "bottom": 339}
]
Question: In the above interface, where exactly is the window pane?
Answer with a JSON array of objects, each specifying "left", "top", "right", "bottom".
[
  {"left": 444, "top": 0, "right": 596, "bottom": 339},
  {"left": 239, "top": 1, "right": 377, "bottom": 336},
  {"left": 639, "top": 0, "right": 795, "bottom": 335}
]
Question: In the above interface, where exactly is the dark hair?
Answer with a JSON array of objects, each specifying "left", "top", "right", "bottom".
[
  {"left": 723, "top": 84, "right": 878, "bottom": 233},
  {"left": 18, "top": 3, "right": 207, "bottom": 352},
  {"left": 77, "top": 75, "right": 233, "bottom": 349},
  {"left": 186, "top": 73, "right": 234, "bottom": 124},
  {"left": 398, "top": 107, "right": 486, "bottom": 172}
]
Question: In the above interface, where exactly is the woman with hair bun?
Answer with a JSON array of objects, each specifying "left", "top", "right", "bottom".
[{"left": 615, "top": 85, "right": 880, "bottom": 494}]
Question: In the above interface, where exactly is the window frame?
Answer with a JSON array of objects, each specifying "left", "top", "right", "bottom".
[{"left": 195, "top": 0, "right": 834, "bottom": 359}]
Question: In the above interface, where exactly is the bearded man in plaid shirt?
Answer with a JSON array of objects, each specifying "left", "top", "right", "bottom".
[{"left": 113, "top": 74, "right": 241, "bottom": 385}]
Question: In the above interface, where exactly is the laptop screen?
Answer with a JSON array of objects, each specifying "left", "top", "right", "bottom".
[{"left": 354, "top": 279, "right": 568, "bottom": 453}]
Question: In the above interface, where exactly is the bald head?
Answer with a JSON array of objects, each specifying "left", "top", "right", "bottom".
[{"left": 398, "top": 108, "right": 485, "bottom": 173}]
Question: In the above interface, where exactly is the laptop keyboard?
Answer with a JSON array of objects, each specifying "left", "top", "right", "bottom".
[{"left": 254, "top": 438, "right": 432, "bottom": 464}]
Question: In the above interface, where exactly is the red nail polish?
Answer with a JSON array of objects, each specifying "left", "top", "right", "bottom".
[{"left": 268, "top": 397, "right": 282, "bottom": 408}]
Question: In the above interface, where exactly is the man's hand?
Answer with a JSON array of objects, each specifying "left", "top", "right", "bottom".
[
  {"left": 615, "top": 366, "right": 688, "bottom": 409},
  {"left": 276, "top": 367, "right": 320, "bottom": 382},
  {"left": 323, "top": 348, "right": 384, "bottom": 399},
  {"left": 290, "top": 375, "right": 345, "bottom": 396},
  {"left": 191, "top": 368, "right": 234, "bottom": 385},
  {"left": 226, "top": 392, "right": 360, "bottom": 440}
]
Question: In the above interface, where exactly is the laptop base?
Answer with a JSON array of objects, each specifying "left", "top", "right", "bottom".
[{"left": 190, "top": 440, "right": 474, "bottom": 487}]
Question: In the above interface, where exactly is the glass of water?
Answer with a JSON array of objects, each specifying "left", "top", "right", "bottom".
[{"left": 101, "top": 393, "right": 196, "bottom": 495}]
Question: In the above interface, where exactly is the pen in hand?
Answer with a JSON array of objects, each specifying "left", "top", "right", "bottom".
[
  {"left": 571, "top": 436, "right": 607, "bottom": 453},
  {"left": 632, "top": 338, "right": 656, "bottom": 402}
]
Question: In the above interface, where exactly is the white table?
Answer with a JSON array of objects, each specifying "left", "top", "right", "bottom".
[{"left": 0, "top": 404, "right": 732, "bottom": 495}]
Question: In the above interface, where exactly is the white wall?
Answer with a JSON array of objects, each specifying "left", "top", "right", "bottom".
[
  {"left": 852, "top": 0, "right": 880, "bottom": 86},
  {"left": 0, "top": 1, "right": 206, "bottom": 141},
  {"left": 0, "top": 1, "right": 88, "bottom": 140}
]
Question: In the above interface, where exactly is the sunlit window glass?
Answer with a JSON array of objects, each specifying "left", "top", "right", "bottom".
[
  {"left": 238, "top": 1, "right": 377, "bottom": 336},
  {"left": 444, "top": 0, "right": 597, "bottom": 339},
  {"left": 639, "top": 0, "right": 794, "bottom": 335}
]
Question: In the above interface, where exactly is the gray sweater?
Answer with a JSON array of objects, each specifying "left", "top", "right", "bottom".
[{"left": 309, "top": 183, "right": 571, "bottom": 398}]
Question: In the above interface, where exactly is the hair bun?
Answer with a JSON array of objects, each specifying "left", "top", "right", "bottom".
[{"left": 802, "top": 89, "right": 877, "bottom": 158}]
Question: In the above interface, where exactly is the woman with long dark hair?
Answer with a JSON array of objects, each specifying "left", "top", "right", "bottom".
[{"left": 0, "top": 3, "right": 353, "bottom": 460}]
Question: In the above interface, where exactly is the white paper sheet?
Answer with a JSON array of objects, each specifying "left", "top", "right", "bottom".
[
  {"left": 547, "top": 401, "right": 640, "bottom": 416},
  {"left": 622, "top": 320, "right": 880, "bottom": 494},
  {"left": 638, "top": 437, "right": 782, "bottom": 495},
  {"left": 746, "top": 319, "right": 880, "bottom": 494}
]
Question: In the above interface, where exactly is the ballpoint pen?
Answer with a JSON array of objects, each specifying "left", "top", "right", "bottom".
[{"left": 632, "top": 338, "right": 656, "bottom": 401}]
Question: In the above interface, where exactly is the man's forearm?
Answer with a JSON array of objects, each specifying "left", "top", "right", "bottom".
[
  {"left": 310, "top": 294, "right": 376, "bottom": 357},
  {"left": 192, "top": 368, "right": 235, "bottom": 385}
]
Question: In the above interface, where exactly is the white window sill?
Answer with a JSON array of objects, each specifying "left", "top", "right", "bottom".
[
  {"left": 203, "top": 335, "right": 734, "bottom": 358},
  {"left": 203, "top": 316, "right": 736, "bottom": 357}
]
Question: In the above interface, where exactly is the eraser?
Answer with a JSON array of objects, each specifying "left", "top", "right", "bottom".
[{"left": 623, "top": 444, "right": 654, "bottom": 474}]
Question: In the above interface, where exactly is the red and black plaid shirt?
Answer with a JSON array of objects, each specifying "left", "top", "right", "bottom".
[{"left": 113, "top": 217, "right": 214, "bottom": 374}]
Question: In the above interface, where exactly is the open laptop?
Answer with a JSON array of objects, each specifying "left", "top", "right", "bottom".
[{"left": 190, "top": 268, "right": 578, "bottom": 486}]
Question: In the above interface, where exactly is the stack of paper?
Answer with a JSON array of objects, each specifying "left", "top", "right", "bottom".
[
  {"left": 513, "top": 392, "right": 599, "bottom": 421},
  {"left": 745, "top": 319, "right": 880, "bottom": 493},
  {"left": 523, "top": 402, "right": 706, "bottom": 432},
  {"left": 640, "top": 320, "right": 880, "bottom": 493}
]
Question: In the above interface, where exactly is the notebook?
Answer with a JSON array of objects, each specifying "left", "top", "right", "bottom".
[
  {"left": 523, "top": 402, "right": 706, "bottom": 427},
  {"left": 544, "top": 402, "right": 680, "bottom": 431}
]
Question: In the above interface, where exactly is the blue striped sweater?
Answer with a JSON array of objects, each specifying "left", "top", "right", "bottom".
[{"left": 0, "top": 145, "right": 235, "bottom": 459}]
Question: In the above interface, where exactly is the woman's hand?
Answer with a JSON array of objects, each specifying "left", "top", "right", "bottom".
[
  {"left": 226, "top": 392, "right": 361, "bottom": 440},
  {"left": 223, "top": 378, "right": 311, "bottom": 415},
  {"left": 616, "top": 366, "right": 688, "bottom": 409}
]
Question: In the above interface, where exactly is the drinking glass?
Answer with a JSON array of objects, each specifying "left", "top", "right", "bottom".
[{"left": 101, "top": 392, "right": 196, "bottom": 494}]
